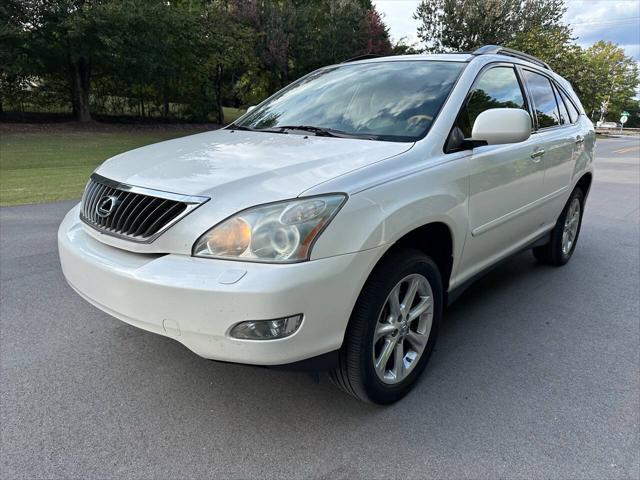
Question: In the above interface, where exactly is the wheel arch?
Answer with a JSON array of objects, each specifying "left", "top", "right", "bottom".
[
  {"left": 576, "top": 171, "right": 593, "bottom": 198},
  {"left": 374, "top": 221, "right": 455, "bottom": 292}
]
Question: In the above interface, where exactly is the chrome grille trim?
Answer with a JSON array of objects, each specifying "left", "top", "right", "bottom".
[{"left": 80, "top": 173, "right": 209, "bottom": 243}]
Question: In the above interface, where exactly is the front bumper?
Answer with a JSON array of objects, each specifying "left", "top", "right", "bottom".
[{"left": 58, "top": 205, "right": 384, "bottom": 366}]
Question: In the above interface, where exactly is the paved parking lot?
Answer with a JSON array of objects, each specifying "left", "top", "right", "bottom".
[{"left": 1, "top": 136, "right": 639, "bottom": 479}]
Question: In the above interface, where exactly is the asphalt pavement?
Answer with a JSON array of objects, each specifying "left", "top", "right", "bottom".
[{"left": 1, "top": 136, "right": 639, "bottom": 479}]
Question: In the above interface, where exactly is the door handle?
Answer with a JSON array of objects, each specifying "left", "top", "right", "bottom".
[
  {"left": 530, "top": 149, "right": 545, "bottom": 161},
  {"left": 575, "top": 136, "right": 584, "bottom": 144}
]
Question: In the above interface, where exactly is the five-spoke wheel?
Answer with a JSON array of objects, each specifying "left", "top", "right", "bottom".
[
  {"left": 373, "top": 274, "right": 433, "bottom": 384},
  {"left": 330, "top": 249, "right": 442, "bottom": 404},
  {"left": 533, "top": 186, "right": 585, "bottom": 265},
  {"left": 561, "top": 197, "right": 581, "bottom": 256}
]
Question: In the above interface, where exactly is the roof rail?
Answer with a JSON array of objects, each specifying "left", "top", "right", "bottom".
[
  {"left": 341, "top": 54, "right": 381, "bottom": 63},
  {"left": 472, "top": 45, "right": 551, "bottom": 70}
]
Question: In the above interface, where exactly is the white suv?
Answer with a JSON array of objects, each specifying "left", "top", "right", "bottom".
[{"left": 59, "top": 46, "right": 594, "bottom": 404}]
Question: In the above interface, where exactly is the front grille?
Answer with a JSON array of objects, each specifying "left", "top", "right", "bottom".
[{"left": 80, "top": 174, "right": 209, "bottom": 243}]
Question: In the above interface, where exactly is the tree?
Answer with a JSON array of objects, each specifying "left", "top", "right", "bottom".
[
  {"left": 239, "top": 0, "right": 296, "bottom": 92},
  {"left": 575, "top": 41, "right": 639, "bottom": 121},
  {"left": 286, "top": 1, "right": 391, "bottom": 75},
  {"left": 392, "top": 38, "right": 421, "bottom": 56},
  {"left": 2, "top": 0, "right": 394, "bottom": 122},
  {"left": 508, "top": 25, "right": 580, "bottom": 73},
  {"left": 0, "top": 1, "right": 25, "bottom": 113},
  {"left": 197, "top": 1, "right": 257, "bottom": 123},
  {"left": 619, "top": 98, "right": 640, "bottom": 128},
  {"left": 230, "top": 0, "right": 392, "bottom": 104},
  {"left": 359, "top": 8, "right": 393, "bottom": 56},
  {"left": 412, "top": 0, "right": 638, "bottom": 123},
  {"left": 413, "top": 0, "right": 566, "bottom": 53},
  {"left": 21, "top": 0, "right": 106, "bottom": 122},
  {"left": 93, "top": 1, "right": 203, "bottom": 120},
  {"left": 509, "top": 32, "right": 639, "bottom": 122}
]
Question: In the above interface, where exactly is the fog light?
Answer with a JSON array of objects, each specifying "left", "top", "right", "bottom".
[{"left": 229, "top": 314, "right": 303, "bottom": 340}]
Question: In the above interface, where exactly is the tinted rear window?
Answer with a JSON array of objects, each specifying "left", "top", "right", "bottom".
[
  {"left": 523, "top": 70, "right": 561, "bottom": 128},
  {"left": 553, "top": 83, "right": 571, "bottom": 125},
  {"left": 557, "top": 87, "right": 580, "bottom": 123}
]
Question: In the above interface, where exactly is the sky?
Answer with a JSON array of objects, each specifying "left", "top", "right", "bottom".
[{"left": 372, "top": 0, "right": 640, "bottom": 60}]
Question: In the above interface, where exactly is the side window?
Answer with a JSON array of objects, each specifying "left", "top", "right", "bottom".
[
  {"left": 458, "top": 66, "right": 527, "bottom": 138},
  {"left": 553, "top": 83, "right": 571, "bottom": 125},
  {"left": 558, "top": 87, "right": 580, "bottom": 123},
  {"left": 523, "top": 70, "right": 561, "bottom": 128}
]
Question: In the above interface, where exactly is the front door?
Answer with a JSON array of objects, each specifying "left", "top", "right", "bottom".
[{"left": 454, "top": 65, "right": 546, "bottom": 281}]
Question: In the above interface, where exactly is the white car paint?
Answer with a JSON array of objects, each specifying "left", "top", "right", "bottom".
[
  {"left": 58, "top": 52, "right": 594, "bottom": 365},
  {"left": 471, "top": 108, "right": 532, "bottom": 145},
  {"left": 87, "top": 131, "right": 411, "bottom": 255}
]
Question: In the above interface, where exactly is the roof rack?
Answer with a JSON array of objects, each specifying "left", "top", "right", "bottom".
[
  {"left": 341, "top": 54, "right": 382, "bottom": 63},
  {"left": 472, "top": 45, "right": 551, "bottom": 70}
]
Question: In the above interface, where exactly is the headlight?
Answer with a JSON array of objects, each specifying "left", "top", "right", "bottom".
[{"left": 193, "top": 194, "right": 347, "bottom": 262}]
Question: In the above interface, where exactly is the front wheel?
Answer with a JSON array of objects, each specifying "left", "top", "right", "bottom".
[
  {"left": 329, "top": 249, "right": 443, "bottom": 404},
  {"left": 533, "top": 187, "right": 585, "bottom": 266}
]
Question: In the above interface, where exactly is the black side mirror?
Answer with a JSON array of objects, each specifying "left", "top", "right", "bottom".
[
  {"left": 445, "top": 126, "right": 465, "bottom": 152},
  {"left": 445, "top": 126, "right": 488, "bottom": 153}
]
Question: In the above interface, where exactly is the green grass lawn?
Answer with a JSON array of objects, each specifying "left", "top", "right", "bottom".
[
  {"left": 0, "top": 128, "right": 202, "bottom": 206},
  {"left": 222, "top": 107, "right": 246, "bottom": 124},
  {"left": 0, "top": 107, "right": 245, "bottom": 207}
]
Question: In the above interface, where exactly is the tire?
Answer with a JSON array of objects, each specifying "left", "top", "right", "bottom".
[
  {"left": 533, "top": 187, "right": 585, "bottom": 266},
  {"left": 329, "top": 249, "right": 443, "bottom": 404}
]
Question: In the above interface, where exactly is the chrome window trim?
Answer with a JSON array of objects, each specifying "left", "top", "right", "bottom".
[
  {"left": 553, "top": 82, "right": 581, "bottom": 125},
  {"left": 519, "top": 66, "right": 584, "bottom": 131},
  {"left": 519, "top": 67, "right": 567, "bottom": 132},
  {"left": 443, "top": 61, "right": 531, "bottom": 154},
  {"left": 80, "top": 173, "right": 210, "bottom": 244}
]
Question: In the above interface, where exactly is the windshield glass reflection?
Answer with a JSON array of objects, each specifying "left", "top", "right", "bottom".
[{"left": 235, "top": 61, "right": 466, "bottom": 142}]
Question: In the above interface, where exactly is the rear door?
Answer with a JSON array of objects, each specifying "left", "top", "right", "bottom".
[{"left": 520, "top": 69, "right": 578, "bottom": 225}]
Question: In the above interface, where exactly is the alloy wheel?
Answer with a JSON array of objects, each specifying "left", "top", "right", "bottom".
[
  {"left": 372, "top": 273, "right": 434, "bottom": 384},
  {"left": 562, "top": 197, "right": 581, "bottom": 256}
]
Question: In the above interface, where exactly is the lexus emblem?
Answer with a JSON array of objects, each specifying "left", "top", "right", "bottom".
[{"left": 96, "top": 195, "right": 119, "bottom": 218}]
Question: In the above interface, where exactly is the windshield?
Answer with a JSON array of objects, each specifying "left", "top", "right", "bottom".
[{"left": 234, "top": 60, "right": 466, "bottom": 142}]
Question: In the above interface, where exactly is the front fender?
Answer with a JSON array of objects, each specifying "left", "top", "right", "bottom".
[{"left": 311, "top": 154, "right": 470, "bottom": 282}]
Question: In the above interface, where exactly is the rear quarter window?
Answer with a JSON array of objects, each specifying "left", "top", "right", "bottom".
[
  {"left": 553, "top": 83, "right": 571, "bottom": 125},
  {"left": 557, "top": 86, "right": 580, "bottom": 124}
]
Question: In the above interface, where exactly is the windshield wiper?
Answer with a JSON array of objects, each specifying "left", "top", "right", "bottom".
[
  {"left": 276, "top": 125, "right": 379, "bottom": 140},
  {"left": 229, "top": 124, "right": 288, "bottom": 134},
  {"left": 231, "top": 124, "right": 379, "bottom": 140},
  {"left": 229, "top": 124, "right": 255, "bottom": 131}
]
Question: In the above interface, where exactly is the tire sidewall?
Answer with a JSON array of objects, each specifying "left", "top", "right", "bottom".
[
  {"left": 556, "top": 188, "right": 585, "bottom": 264},
  {"left": 353, "top": 251, "right": 443, "bottom": 404}
]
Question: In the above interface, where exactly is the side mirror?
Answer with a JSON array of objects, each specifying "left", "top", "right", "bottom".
[
  {"left": 246, "top": 105, "right": 256, "bottom": 113},
  {"left": 471, "top": 108, "right": 532, "bottom": 145}
]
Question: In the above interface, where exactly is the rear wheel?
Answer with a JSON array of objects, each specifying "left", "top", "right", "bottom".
[
  {"left": 329, "top": 249, "right": 443, "bottom": 404},
  {"left": 533, "top": 187, "right": 584, "bottom": 266}
]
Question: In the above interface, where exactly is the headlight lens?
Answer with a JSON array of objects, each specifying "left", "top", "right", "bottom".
[{"left": 193, "top": 194, "right": 346, "bottom": 262}]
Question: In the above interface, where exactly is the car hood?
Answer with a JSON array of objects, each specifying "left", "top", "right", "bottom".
[{"left": 96, "top": 129, "right": 412, "bottom": 199}]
